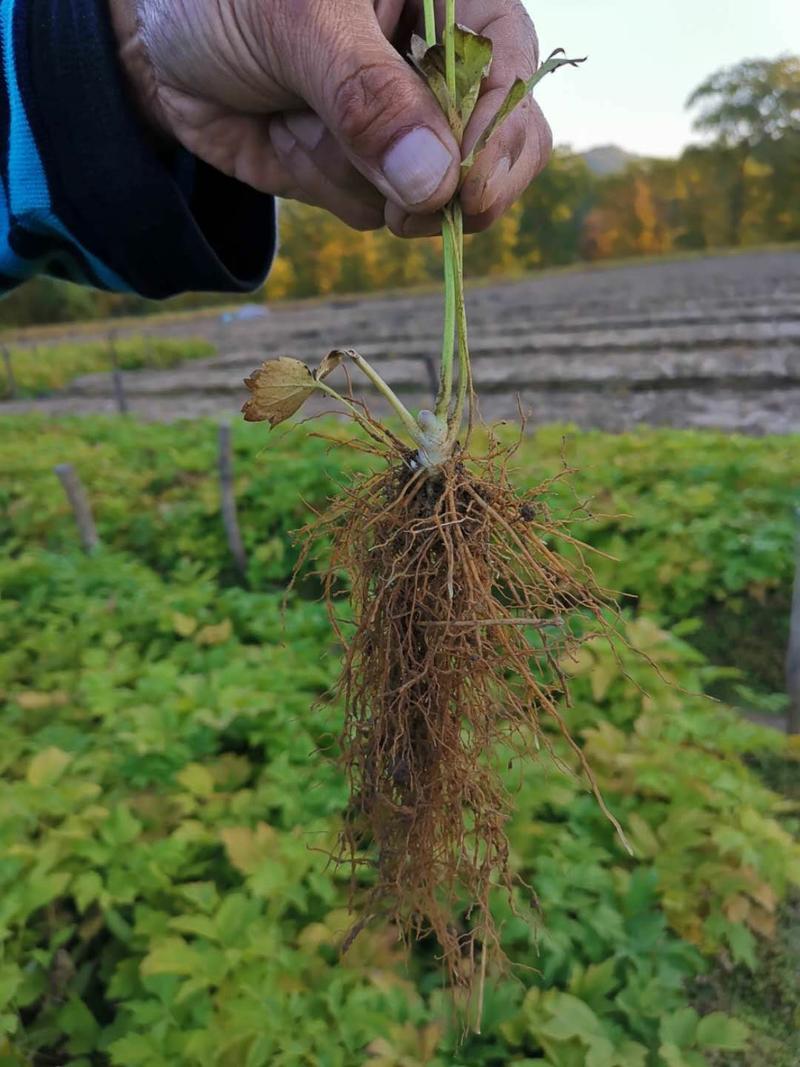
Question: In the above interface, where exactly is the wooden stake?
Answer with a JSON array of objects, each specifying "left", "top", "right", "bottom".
[
  {"left": 787, "top": 507, "right": 800, "bottom": 735},
  {"left": 108, "top": 334, "right": 129, "bottom": 414},
  {"left": 54, "top": 464, "right": 100, "bottom": 553},
  {"left": 421, "top": 354, "right": 438, "bottom": 397},
  {"left": 218, "top": 423, "right": 248, "bottom": 578}
]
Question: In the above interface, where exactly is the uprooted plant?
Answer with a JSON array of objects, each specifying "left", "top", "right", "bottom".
[{"left": 242, "top": 3, "right": 618, "bottom": 1029}]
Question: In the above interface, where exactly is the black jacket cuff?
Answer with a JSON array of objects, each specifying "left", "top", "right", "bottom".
[{"left": 22, "top": 0, "right": 276, "bottom": 298}]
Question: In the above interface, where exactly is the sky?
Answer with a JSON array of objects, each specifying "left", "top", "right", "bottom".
[{"left": 525, "top": 0, "right": 800, "bottom": 157}]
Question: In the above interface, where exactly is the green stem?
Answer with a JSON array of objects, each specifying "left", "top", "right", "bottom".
[
  {"left": 446, "top": 204, "right": 472, "bottom": 449},
  {"left": 444, "top": 0, "right": 456, "bottom": 97},
  {"left": 347, "top": 351, "right": 423, "bottom": 445},
  {"left": 427, "top": 0, "right": 471, "bottom": 447},
  {"left": 434, "top": 218, "right": 456, "bottom": 420},
  {"left": 314, "top": 380, "right": 402, "bottom": 450},
  {"left": 423, "top": 0, "right": 436, "bottom": 47}
]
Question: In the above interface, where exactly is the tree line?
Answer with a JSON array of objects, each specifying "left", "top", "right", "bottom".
[{"left": 2, "top": 55, "right": 797, "bottom": 327}]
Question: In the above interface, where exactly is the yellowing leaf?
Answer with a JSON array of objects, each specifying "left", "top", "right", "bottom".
[
  {"left": 176, "top": 763, "right": 216, "bottom": 797},
  {"left": 746, "top": 906, "right": 776, "bottom": 939},
  {"left": 297, "top": 922, "right": 335, "bottom": 952},
  {"left": 242, "top": 357, "right": 317, "bottom": 426},
  {"left": 220, "top": 823, "right": 277, "bottom": 875},
  {"left": 453, "top": 25, "right": 493, "bottom": 126},
  {"left": 590, "top": 658, "right": 619, "bottom": 702},
  {"left": 627, "top": 813, "right": 660, "bottom": 858},
  {"left": 27, "top": 747, "right": 72, "bottom": 787},
  {"left": 16, "top": 690, "right": 69, "bottom": 710},
  {"left": 724, "top": 894, "right": 750, "bottom": 923},
  {"left": 140, "top": 937, "right": 198, "bottom": 977},
  {"left": 409, "top": 36, "right": 455, "bottom": 125},
  {"left": 172, "top": 612, "right": 197, "bottom": 637},
  {"left": 748, "top": 880, "right": 777, "bottom": 912},
  {"left": 195, "top": 619, "right": 232, "bottom": 646},
  {"left": 560, "top": 646, "right": 596, "bottom": 676}
]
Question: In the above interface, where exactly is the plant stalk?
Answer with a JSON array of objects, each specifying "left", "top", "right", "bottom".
[
  {"left": 347, "top": 352, "right": 424, "bottom": 444},
  {"left": 431, "top": 0, "right": 473, "bottom": 446},
  {"left": 446, "top": 204, "right": 472, "bottom": 449},
  {"left": 315, "top": 380, "right": 406, "bottom": 451},
  {"left": 423, "top": 0, "right": 436, "bottom": 47},
  {"left": 444, "top": 0, "right": 456, "bottom": 97},
  {"left": 434, "top": 226, "right": 456, "bottom": 421}
]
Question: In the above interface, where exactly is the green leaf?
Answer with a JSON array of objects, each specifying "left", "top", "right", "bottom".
[
  {"left": 0, "top": 965, "right": 21, "bottom": 1009},
  {"left": 617, "top": 1041, "right": 648, "bottom": 1067},
  {"left": 101, "top": 804, "right": 142, "bottom": 848},
  {"left": 585, "top": 1036, "right": 615, "bottom": 1067},
  {"left": 56, "top": 998, "right": 100, "bottom": 1054},
  {"left": 452, "top": 25, "right": 493, "bottom": 126},
  {"left": 660, "top": 1008, "right": 699, "bottom": 1049},
  {"left": 73, "top": 871, "right": 103, "bottom": 914},
  {"left": 108, "top": 1034, "right": 159, "bottom": 1065},
  {"left": 175, "top": 763, "right": 215, "bottom": 797},
  {"left": 176, "top": 882, "right": 219, "bottom": 914},
  {"left": 659, "top": 1044, "right": 707, "bottom": 1067},
  {"left": 140, "top": 937, "right": 198, "bottom": 978},
  {"left": 726, "top": 923, "right": 757, "bottom": 969},
  {"left": 538, "top": 993, "right": 602, "bottom": 1040},
  {"left": 567, "top": 958, "right": 617, "bottom": 1008},
  {"left": 462, "top": 50, "right": 587, "bottom": 170},
  {"left": 462, "top": 78, "right": 527, "bottom": 169},
  {"left": 695, "top": 1013, "right": 749, "bottom": 1051},
  {"left": 168, "top": 913, "right": 219, "bottom": 940}
]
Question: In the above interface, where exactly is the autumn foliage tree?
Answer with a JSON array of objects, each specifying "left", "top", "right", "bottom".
[{"left": 1, "top": 56, "right": 797, "bottom": 327}]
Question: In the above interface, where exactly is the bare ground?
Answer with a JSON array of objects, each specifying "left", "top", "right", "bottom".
[{"left": 3, "top": 249, "right": 799, "bottom": 433}]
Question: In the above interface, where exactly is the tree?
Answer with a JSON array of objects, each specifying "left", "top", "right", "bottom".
[
  {"left": 687, "top": 55, "right": 800, "bottom": 149},
  {"left": 686, "top": 55, "right": 800, "bottom": 244}
]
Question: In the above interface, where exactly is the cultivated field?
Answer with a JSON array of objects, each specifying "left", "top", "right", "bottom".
[{"left": 3, "top": 249, "right": 799, "bottom": 433}]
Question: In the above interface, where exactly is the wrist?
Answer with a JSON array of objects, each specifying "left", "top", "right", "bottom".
[{"left": 107, "top": 0, "right": 172, "bottom": 142}]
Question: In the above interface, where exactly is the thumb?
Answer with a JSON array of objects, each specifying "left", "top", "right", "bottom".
[{"left": 304, "top": 2, "right": 461, "bottom": 213}]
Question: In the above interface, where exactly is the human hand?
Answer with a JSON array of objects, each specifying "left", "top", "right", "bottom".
[{"left": 110, "top": 0, "right": 552, "bottom": 236}]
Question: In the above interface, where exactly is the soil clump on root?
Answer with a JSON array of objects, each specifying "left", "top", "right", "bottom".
[{"left": 301, "top": 439, "right": 624, "bottom": 1008}]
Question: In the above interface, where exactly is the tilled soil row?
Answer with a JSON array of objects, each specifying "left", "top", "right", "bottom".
[{"left": 4, "top": 249, "right": 799, "bottom": 434}]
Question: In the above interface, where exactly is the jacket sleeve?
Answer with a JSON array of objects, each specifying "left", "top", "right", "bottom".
[{"left": 0, "top": 0, "right": 277, "bottom": 298}]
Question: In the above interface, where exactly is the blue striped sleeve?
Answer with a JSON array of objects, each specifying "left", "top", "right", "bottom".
[{"left": 0, "top": 0, "right": 277, "bottom": 298}]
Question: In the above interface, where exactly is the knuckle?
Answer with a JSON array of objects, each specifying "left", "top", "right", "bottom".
[
  {"left": 332, "top": 63, "right": 414, "bottom": 151},
  {"left": 468, "top": 209, "right": 499, "bottom": 234},
  {"left": 350, "top": 213, "right": 385, "bottom": 233}
]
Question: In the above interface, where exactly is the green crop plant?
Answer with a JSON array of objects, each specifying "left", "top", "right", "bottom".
[{"left": 1, "top": 418, "right": 799, "bottom": 1062}]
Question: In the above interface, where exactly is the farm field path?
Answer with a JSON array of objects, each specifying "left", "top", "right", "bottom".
[{"left": 4, "top": 249, "right": 799, "bottom": 433}]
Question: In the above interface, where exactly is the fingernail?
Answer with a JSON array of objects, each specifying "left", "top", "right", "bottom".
[
  {"left": 381, "top": 127, "right": 453, "bottom": 207},
  {"left": 285, "top": 112, "right": 325, "bottom": 151},
  {"left": 270, "top": 120, "right": 296, "bottom": 156},
  {"left": 479, "top": 156, "right": 512, "bottom": 213}
]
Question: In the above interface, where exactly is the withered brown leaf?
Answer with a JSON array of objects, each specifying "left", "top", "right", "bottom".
[
  {"left": 241, "top": 357, "right": 317, "bottom": 426},
  {"left": 242, "top": 351, "right": 347, "bottom": 427},
  {"left": 316, "top": 349, "right": 346, "bottom": 380}
]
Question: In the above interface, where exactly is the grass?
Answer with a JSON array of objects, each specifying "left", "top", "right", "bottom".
[{"left": 0, "top": 337, "right": 215, "bottom": 399}]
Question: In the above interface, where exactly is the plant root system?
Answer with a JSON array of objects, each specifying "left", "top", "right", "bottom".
[{"left": 299, "top": 437, "right": 626, "bottom": 1016}]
